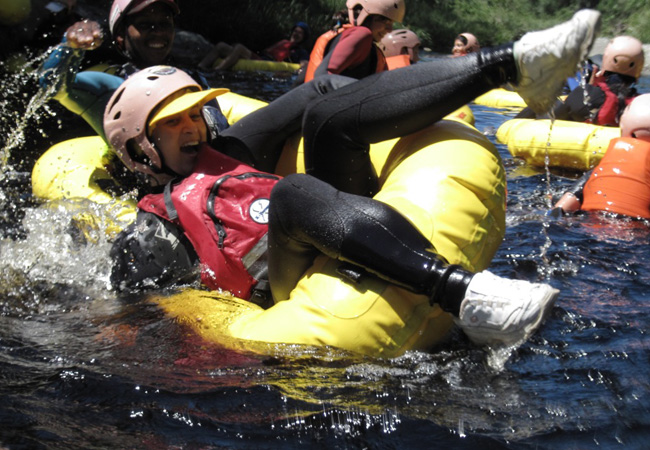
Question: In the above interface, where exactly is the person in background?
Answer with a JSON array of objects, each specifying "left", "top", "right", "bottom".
[
  {"left": 198, "top": 22, "right": 312, "bottom": 72},
  {"left": 303, "top": 0, "right": 405, "bottom": 83},
  {"left": 380, "top": 28, "right": 421, "bottom": 69},
  {"left": 551, "top": 94, "right": 650, "bottom": 219},
  {"left": 38, "top": 0, "right": 230, "bottom": 141},
  {"left": 452, "top": 32, "right": 480, "bottom": 57},
  {"left": 516, "top": 35, "right": 645, "bottom": 126}
]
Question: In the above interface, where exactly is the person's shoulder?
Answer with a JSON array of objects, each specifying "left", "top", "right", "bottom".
[{"left": 341, "top": 26, "right": 372, "bottom": 40}]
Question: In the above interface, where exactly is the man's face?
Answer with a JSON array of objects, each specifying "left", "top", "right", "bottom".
[{"left": 121, "top": 3, "right": 175, "bottom": 67}]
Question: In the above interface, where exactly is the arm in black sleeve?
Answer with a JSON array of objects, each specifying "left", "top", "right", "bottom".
[
  {"left": 110, "top": 211, "right": 199, "bottom": 292},
  {"left": 569, "top": 170, "right": 592, "bottom": 203},
  {"left": 549, "top": 170, "right": 592, "bottom": 216}
]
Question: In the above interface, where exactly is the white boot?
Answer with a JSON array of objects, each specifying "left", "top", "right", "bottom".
[
  {"left": 455, "top": 271, "right": 559, "bottom": 346},
  {"left": 515, "top": 9, "right": 601, "bottom": 114}
]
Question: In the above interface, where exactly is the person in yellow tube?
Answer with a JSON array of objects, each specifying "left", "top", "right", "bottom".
[
  {"left": 552, "top": 94, "right": 650, "bottom": 219},
  {"left": 452, "top": 32, "right": 480, "bottom": 57},
  {"left": 380, "top": 29, "right": 421, "bottom": 69},
  {"left": 101, "top": 9, "right": 601, "bottom": 349}
]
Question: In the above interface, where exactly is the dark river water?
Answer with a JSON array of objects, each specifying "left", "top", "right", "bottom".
[{"left": 0, "top": 52, "right": 649, "bottom": 449}]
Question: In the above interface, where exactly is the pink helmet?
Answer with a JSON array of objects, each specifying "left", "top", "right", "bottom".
[
  {"left": 601, "top": 36, "right": 645, "bottom": 79},
  {"left": 103, "top": 66, "right": 227, "bottom": 176},
  {"left": 109, "top": 0, "right": 179, "bottom": 37},
  {"left": 620, "top": 94, "right": 650, "bottom": 142},
  {"left": 346, "top": 0, "right": 405, "bottom": 27},
  {"left": 456, "top": 33, "right": 480, "bottom": 54},
  {"left": 380, "top": 29, "right": 421, "bottom": 58}
]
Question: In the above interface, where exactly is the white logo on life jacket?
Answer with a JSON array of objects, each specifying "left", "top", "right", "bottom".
[
  {"left": 249, "top": 198, "right": 270, "bottom": 224},
  {"left": 154, "top": 222, "right": 180, "bottom": 250}
]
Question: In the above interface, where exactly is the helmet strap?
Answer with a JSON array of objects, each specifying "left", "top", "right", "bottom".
[{"left": 152, "top": 141, "right": 186, "bottom": 179}]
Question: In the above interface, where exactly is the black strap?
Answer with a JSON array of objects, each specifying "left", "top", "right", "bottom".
[{"left": 163, "top": 181, "right": 179, "bottom": 221}]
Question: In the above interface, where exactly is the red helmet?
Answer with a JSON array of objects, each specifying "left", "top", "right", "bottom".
[
  {"left": 620, "top": 94, "right": 650, "bottom": 142},
  {"left": 109, "top": 0, "right": 179, "bottom": 37},
  {"left": 346, "top": 0, "right": 405, "bottom": 27},
  {"left": 601, "top": 36, "right": 645, "bottom": 79},
  {"left": 103, "top": 66, "right": 227, "bottom": 176},
  {"left": 380, "top": 29, "right": 421, "bottom": 59}
]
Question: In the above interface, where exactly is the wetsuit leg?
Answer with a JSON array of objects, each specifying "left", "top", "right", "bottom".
[
  {"left": 267, "top": 173, "right": 471, "bottom": 313},
  {"left": 302, "top": 46, "right": 518, "bottom": 195},
  {"left": 217, "top": 74, "right": 357, "bottom": 172}
]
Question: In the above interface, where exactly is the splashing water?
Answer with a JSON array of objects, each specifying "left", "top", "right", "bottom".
[
  {"left": 0, "top": 50, "right": 59, "bottom": 178},
  {"left": 0, "top": 199, "right": 117, "bottom": 297}
]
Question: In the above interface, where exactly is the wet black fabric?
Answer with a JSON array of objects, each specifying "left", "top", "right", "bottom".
[
  {"left": 302, "top": 46, "right": 516, "bottom": 196},
  {"left": 111, "top": 173, "right": 472, "bottom": 312},
  {"left": 220, "top": 46, "right": 516, "bottom": 196},
  {"left": 218, "top": 75, "right": 358, "bottom": 172},
  {"left": 110, "top": 212, "right": 199, "bottom": 291},
  {"left": 267, "top": 174, "right": 472, "bottom": 309}
]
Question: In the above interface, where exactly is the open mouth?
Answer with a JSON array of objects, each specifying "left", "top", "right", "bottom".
[
  {"left": 180, "top": 142, "right": 200, "bottom": 154},
  {"left": 147, "top": 40, "right": 169, "bottom": 50}
]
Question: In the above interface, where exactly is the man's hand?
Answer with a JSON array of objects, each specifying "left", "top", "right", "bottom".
[{"left": 65, "top": 19, "right": 104, "bottom": 50}]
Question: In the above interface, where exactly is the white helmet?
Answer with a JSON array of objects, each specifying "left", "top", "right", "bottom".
[
  {"left": 346, "top": 0, "right": 405, "bottom": 26},
  {"left": 600, "top": 36, "right": 645, "bottom": 79},
  {"left": 620, "top": 94, "right": 650, "bottom": 142},
  {"left": 380, "top": 29, "right": 420, "bottom": 59},
  {"left": 109, "top": 0, "right": 179, "bottom": 37},
  {"left": 104, "top": 66, "right": 227, "bottom": 176},
  {"left": 453, "top": 32, "right": 480, "bottom": 55}
]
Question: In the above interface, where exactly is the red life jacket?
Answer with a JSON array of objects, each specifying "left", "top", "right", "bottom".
[
  {"left": 582, "top": 137, "right": 650, "bottom": 218},
  {"left": 264, "top": 39, "right": 293, "bottom": 62},
  {"left": 304, "top": 25, "right": 385, "bottom": 82},
  {"left": 588, "top": 80, "right": 634, "bottom": 126},
  {"left": 138, "top": 144, "right": 280, "bottom": 299}
]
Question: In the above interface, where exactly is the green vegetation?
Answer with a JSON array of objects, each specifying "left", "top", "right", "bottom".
[{"left": 179, "top": 0, "right": 648, "bottom": 53}]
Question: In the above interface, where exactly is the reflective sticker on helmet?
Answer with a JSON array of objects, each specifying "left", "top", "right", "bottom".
[{"left": 150, "top": 66, "right": 177, "bottom": 76}]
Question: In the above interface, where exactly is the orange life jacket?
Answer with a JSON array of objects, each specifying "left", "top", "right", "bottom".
[
  {"left": 304, "top": 25, "right": 350, "bottom": 82},
  {"left": 385, "top": 54, "right": 411, "bottom": 70},
  {"left": 304, "top": 25, "right": 385, "bottom": 82},
  {"left": 582, "top": 137, "right": 650, "bottom": 218}
]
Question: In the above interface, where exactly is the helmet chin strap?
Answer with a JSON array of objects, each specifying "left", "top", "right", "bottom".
[
  {"left": 151, "top": 142, "right": 185, "bottom": 180},
  {"left": 120, "top": 34, "right": 149, "bottom": 68}
]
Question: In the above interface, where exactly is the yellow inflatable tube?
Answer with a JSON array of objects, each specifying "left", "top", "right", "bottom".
[
  {"left": 0, "top": 0, "right": 30, "bottom": 25},
  {"left": 156, "top": 119, "right": 506, "bottom": 358},
  {"left": 473, "top": 88, "right": 527, "bottom": 109},
  {"left": 31, "top": 136, "right": 137, "bottom": 235},
  {"left": 497, "top": 118, "right": 621, "bottom": 171},
  {"left": 211, "top": 58, "right": 300, "bottom": 73}
]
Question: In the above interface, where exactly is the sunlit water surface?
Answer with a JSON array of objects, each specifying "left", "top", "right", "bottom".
[{"left": 0, "top": 54, "right": 649, "bottom": 449}]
